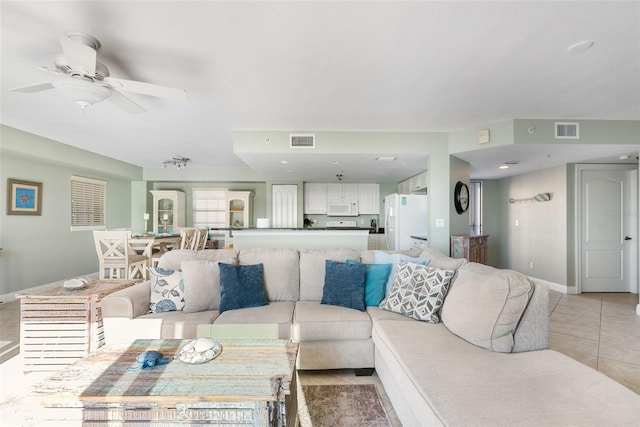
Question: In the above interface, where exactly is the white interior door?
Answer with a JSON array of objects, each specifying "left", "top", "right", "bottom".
[
  {"left": 581, "top": 168, "right": 636, "bottom": 292},
  {"left": 272, "top": 185, "right": 298, "bottom": 228}
]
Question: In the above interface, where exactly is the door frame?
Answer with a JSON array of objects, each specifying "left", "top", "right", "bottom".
[{"left": 575, "top": 164, "right": 639, "bottom": 294}]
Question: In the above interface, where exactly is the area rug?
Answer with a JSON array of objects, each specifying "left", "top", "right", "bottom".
[{"left": 300, "top": 384, "right": 392, "bottom": 427}]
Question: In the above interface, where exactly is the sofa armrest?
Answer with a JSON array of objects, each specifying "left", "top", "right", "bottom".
[
  {"left": 513, "top": 281, "right": 549, "bottom": 352},
  {"left": 101, "top": 280, "right": 151, "bottom": 319}
]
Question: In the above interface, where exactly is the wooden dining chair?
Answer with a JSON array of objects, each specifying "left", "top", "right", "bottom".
[
  {"left": 93, "top": 230, "right": 148, "bottom": 280},
  {"left": 127, "top": 237, "right": 155, "bottom": 279},
  {"left": 178, "top": 228, "right": 199, "bottom": 250},
  {"left": 196, "top": 228, "right": 208, "bottom": 250}
]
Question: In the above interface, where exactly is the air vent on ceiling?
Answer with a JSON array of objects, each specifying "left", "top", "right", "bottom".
[
  {"left": 555, "top": 122, "right": 579, "bottom": 139},
  {"left": 290, "top": 134, "right": 315, "bottom": 148}
]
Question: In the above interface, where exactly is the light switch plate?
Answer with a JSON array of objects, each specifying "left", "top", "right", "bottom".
[
  {"left": 435, "top": 218, "right": 445, "bottom": 227},
  {"left": 478, "top": 129, "right": 490, "bottom": 144}
]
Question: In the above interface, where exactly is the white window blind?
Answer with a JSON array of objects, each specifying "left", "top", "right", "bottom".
[
  {"left": 71, "top": 175, "right": 106, "bottom": 231},
  {"left": 193, "top": 188, "right": 227, "bottom": 229}
]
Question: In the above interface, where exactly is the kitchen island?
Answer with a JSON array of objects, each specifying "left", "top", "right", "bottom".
[{"left": 230, "top": 228, "right": 370, "bottom": 251}]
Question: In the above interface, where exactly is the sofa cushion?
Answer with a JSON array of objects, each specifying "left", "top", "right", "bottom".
[
  {"left": 158, "top": 249, "right": 237, "bottom": 270},
  {"left": 181, "top": 258, "right": 235, "bottom": 313},
  {"left": 238, "top": 249, "right": 299, "bottom": 301},
  {"left": 379, "top": 262, "right": 454, "bottom": 323},
  {"left": 347, "top": 260, "right": 392, "bottom": 306},
  {"left": 218, "top": 263, "right": 268, "bottom": 314},
  {"left": 321, "top": 260, "right": 366, "bottom": 311},
  {"left": 148, "top": 268, "right": 185, "bottom": 313},
  {"left": 293, "top": 300, "right": 372, "bottom": 341},
  {"left": 359, "top": 248, "right": 423, "bottom": 264},
  {"left": 214, "top": 301, "right": 295, "bottom": 339},
  {"left": 299, "top": 249, "right": 361, "bottom": 301},
  {"left": 418, "top": 247, "right": 467, "bottom": 271},
  {"left": 137, "top": 309, "right": 218, "bottom": 339},
  {"left": 373, "top": 251, "right": 430, "bottom": 294},
  {"left": 441, "top": 262, "right": 533, "bottom": 353}
]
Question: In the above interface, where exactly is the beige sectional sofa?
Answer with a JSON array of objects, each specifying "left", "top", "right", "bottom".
[{"left": 101, "top": 247, "right": 640, "bottom": 426}]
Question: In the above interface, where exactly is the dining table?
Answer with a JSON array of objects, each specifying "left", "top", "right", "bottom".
[{"left": 130, "top": 232, "right": 181, "bottom": 254}]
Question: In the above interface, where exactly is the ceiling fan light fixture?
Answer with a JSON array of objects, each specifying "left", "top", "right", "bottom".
[
  {"left": 162, "top": 156, "right": 190, "bottom": 169},
  {"left": 52, "top": 78, "right": 111, "bottom": 109}
]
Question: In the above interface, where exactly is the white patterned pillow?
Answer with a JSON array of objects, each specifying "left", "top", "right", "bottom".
[
  {"left": 148, "top": 267, "right": 185, "bottom": 313},
  {"left": 379, "top": 262, "right": 454, "bottom": 323}
]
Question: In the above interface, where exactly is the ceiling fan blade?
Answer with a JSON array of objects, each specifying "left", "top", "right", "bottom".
[
  {"left": 107, "top": 88, "right": 146, "bottom": 114},
  {"left": 104, "top": 77, "right": 187, "bottom": 102},
  {"left": 10, "top": 82, "right": 55, "bottom": 93},
  {"left": 59, "top": 31, "right": 97, "bottom": 76}
]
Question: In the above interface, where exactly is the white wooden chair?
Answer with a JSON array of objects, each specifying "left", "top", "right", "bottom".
[
  {"left": 127, "top": 237, "right": 155, "bottom": 278},
  {"left": 93, "top": 230, "right": 148, "bottom": 280},
  {"left": 196, "top": 228, "right": 208, "bottom": 250},
  {"left": 179, "top": 228, "right": 199, "bottom": 250}
]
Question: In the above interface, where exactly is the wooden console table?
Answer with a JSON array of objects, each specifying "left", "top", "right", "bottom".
[
  {"left": 15, "top": 279, "right": 138, "bottom": 372},
  {"left": 450, "top": 234, "right": 489, "bottom": 264},
  {"left": 25, "top": 339, "right": 298, "bottom": 426}
]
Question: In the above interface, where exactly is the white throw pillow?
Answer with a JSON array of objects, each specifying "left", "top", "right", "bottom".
[{"left": 148, "top": 267, "right": 185, "bottom": 313}]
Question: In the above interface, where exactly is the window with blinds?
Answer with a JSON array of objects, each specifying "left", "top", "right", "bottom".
[
  {"left": 71, "top": 175, "right": 106, "bottom": 231},
  {"left": 192, "top": 188, "right": 227, "bottom": 229}
]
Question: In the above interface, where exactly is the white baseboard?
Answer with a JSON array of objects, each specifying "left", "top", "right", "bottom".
[
  {"left": 0, "top": 272, "right": 99, "bottom": 303},
  {"left": 527, "top": 276, "right": 571, "bottom": 294}
]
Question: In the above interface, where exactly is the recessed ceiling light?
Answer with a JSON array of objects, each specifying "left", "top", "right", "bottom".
[
  {"left": 499, "top": 165, "right": 510, "bottom": 170},
  {"left": 376, "top": 157, "right": 396, "bottom": 161},
  {"left": 330, "top": 161, "right": 340, "bottom": 165},
  {"left": 619, "top": 154, "right": 630, "bottom": 160},
  {"left": 567, "top": 40, "right": 594, "bottom": 54},
  {"left": 280, "top": 160, "right": 288, "bottom": 164}
]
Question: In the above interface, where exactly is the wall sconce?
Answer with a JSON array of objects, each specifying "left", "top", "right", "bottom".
[
  {"left": 162, "top": 156, "right": 190, "bottom": 169},
  {"left": 509, "top": 193, "right": 552, "bottom": 204}
]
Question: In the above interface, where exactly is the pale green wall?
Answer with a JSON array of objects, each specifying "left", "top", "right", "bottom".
[
  {"left": 1, "top": 125, "right": 141, "bottom": 297},
  {"left": 496, "top": 165, "right": 568, "bottom": 287}
]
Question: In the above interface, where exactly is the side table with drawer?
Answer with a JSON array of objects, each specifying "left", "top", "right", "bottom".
[{"left": 15, "top": 279, "right": 138, "bottom": 372}]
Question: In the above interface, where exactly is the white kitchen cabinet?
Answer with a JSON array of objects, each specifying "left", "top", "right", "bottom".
[
  {"left": 151, "top": 190, "right": 185, "bottom": 233},
  {"left": 398, "top": 170, "right": 428, "bottom": 194},
  {"left": 226, "top": 191, "right": 253, "bottom": 247},
  {"left": 327, "top": 183, "right": 358, "bottom": 200},
  {"left": 304, "top": 183, "right": 327, "bottom": 214},
  {"left": 357, "top": 183, "right": 380, "bottom": 214}
]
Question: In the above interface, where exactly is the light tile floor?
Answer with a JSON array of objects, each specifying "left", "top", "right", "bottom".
[{"left": 0, "top": 290, "right": 638, "bottom": 423}]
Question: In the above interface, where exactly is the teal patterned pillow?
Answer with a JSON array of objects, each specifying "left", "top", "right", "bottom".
[
  {"left": 148, "top": 267, "right": 185, "bottom": 313},
  {"left": 379, "top": 262, "right": 453, "bottom": 323}
]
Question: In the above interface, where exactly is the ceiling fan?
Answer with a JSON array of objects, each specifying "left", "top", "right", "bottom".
[{"left": 10, "top": 31, "right": 187, "bottom": 113}]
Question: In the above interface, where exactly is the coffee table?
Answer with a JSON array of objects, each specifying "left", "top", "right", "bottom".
[{"left": 25, "top": 338, "right": 298, "bottom": 426}]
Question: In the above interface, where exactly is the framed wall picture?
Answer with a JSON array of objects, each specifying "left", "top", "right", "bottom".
[{"left": 7, "top": 178, "right": 42, "bottom": 215}]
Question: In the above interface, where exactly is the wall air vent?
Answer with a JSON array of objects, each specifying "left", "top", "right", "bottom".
[
  {"left": 290, "top": 134, "right": 315, "bottom": 148},
  {"left": 555, "top": 122, "right": 579, "bottom": 139}
]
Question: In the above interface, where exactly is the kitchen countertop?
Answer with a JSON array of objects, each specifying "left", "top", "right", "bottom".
[{"left": 209, "top": 227, "right": 385, "bottom": 234}]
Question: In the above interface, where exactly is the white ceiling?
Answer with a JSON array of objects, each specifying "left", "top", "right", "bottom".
[{"left": 2, "top": 1, "right": 639, "bottom": 182}]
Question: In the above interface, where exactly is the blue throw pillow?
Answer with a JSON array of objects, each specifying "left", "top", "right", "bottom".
[
  {"left": 347, "top": 260, "right": 392, "bottom": 306},
  {"left": 373, "top": 251, "right": 430, "bottom": 294},
  {"left": 219, "top": 263, "right": 268, "bottom": 314},
  {"left": 321, "top": 260, "right": 367, "bottom": 311}
]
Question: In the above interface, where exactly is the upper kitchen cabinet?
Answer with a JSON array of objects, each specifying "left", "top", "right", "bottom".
[
  {"left": 398, "top": 170, "right": 428, "bottom": 194},
  {"left": 304, "top": 183, "right": 327, "bottom": 214},
  {"left": 357, "top": 183, "right": 380, "bottom": 214},
  {"left": 326, "top": 183, "right": 358, "bottom": 200},
  {"left": 151, "top": 190, "right": 185, "bottom": 233}
]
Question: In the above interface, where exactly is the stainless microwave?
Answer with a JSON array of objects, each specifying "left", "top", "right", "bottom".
[{"left": 327, "top": 199, "right": 359, "bottom": 216}]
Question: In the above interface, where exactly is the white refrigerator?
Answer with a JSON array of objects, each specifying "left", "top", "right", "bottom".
[{"left": 384, "top": 193, "right": 428, "bottom": 250}]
